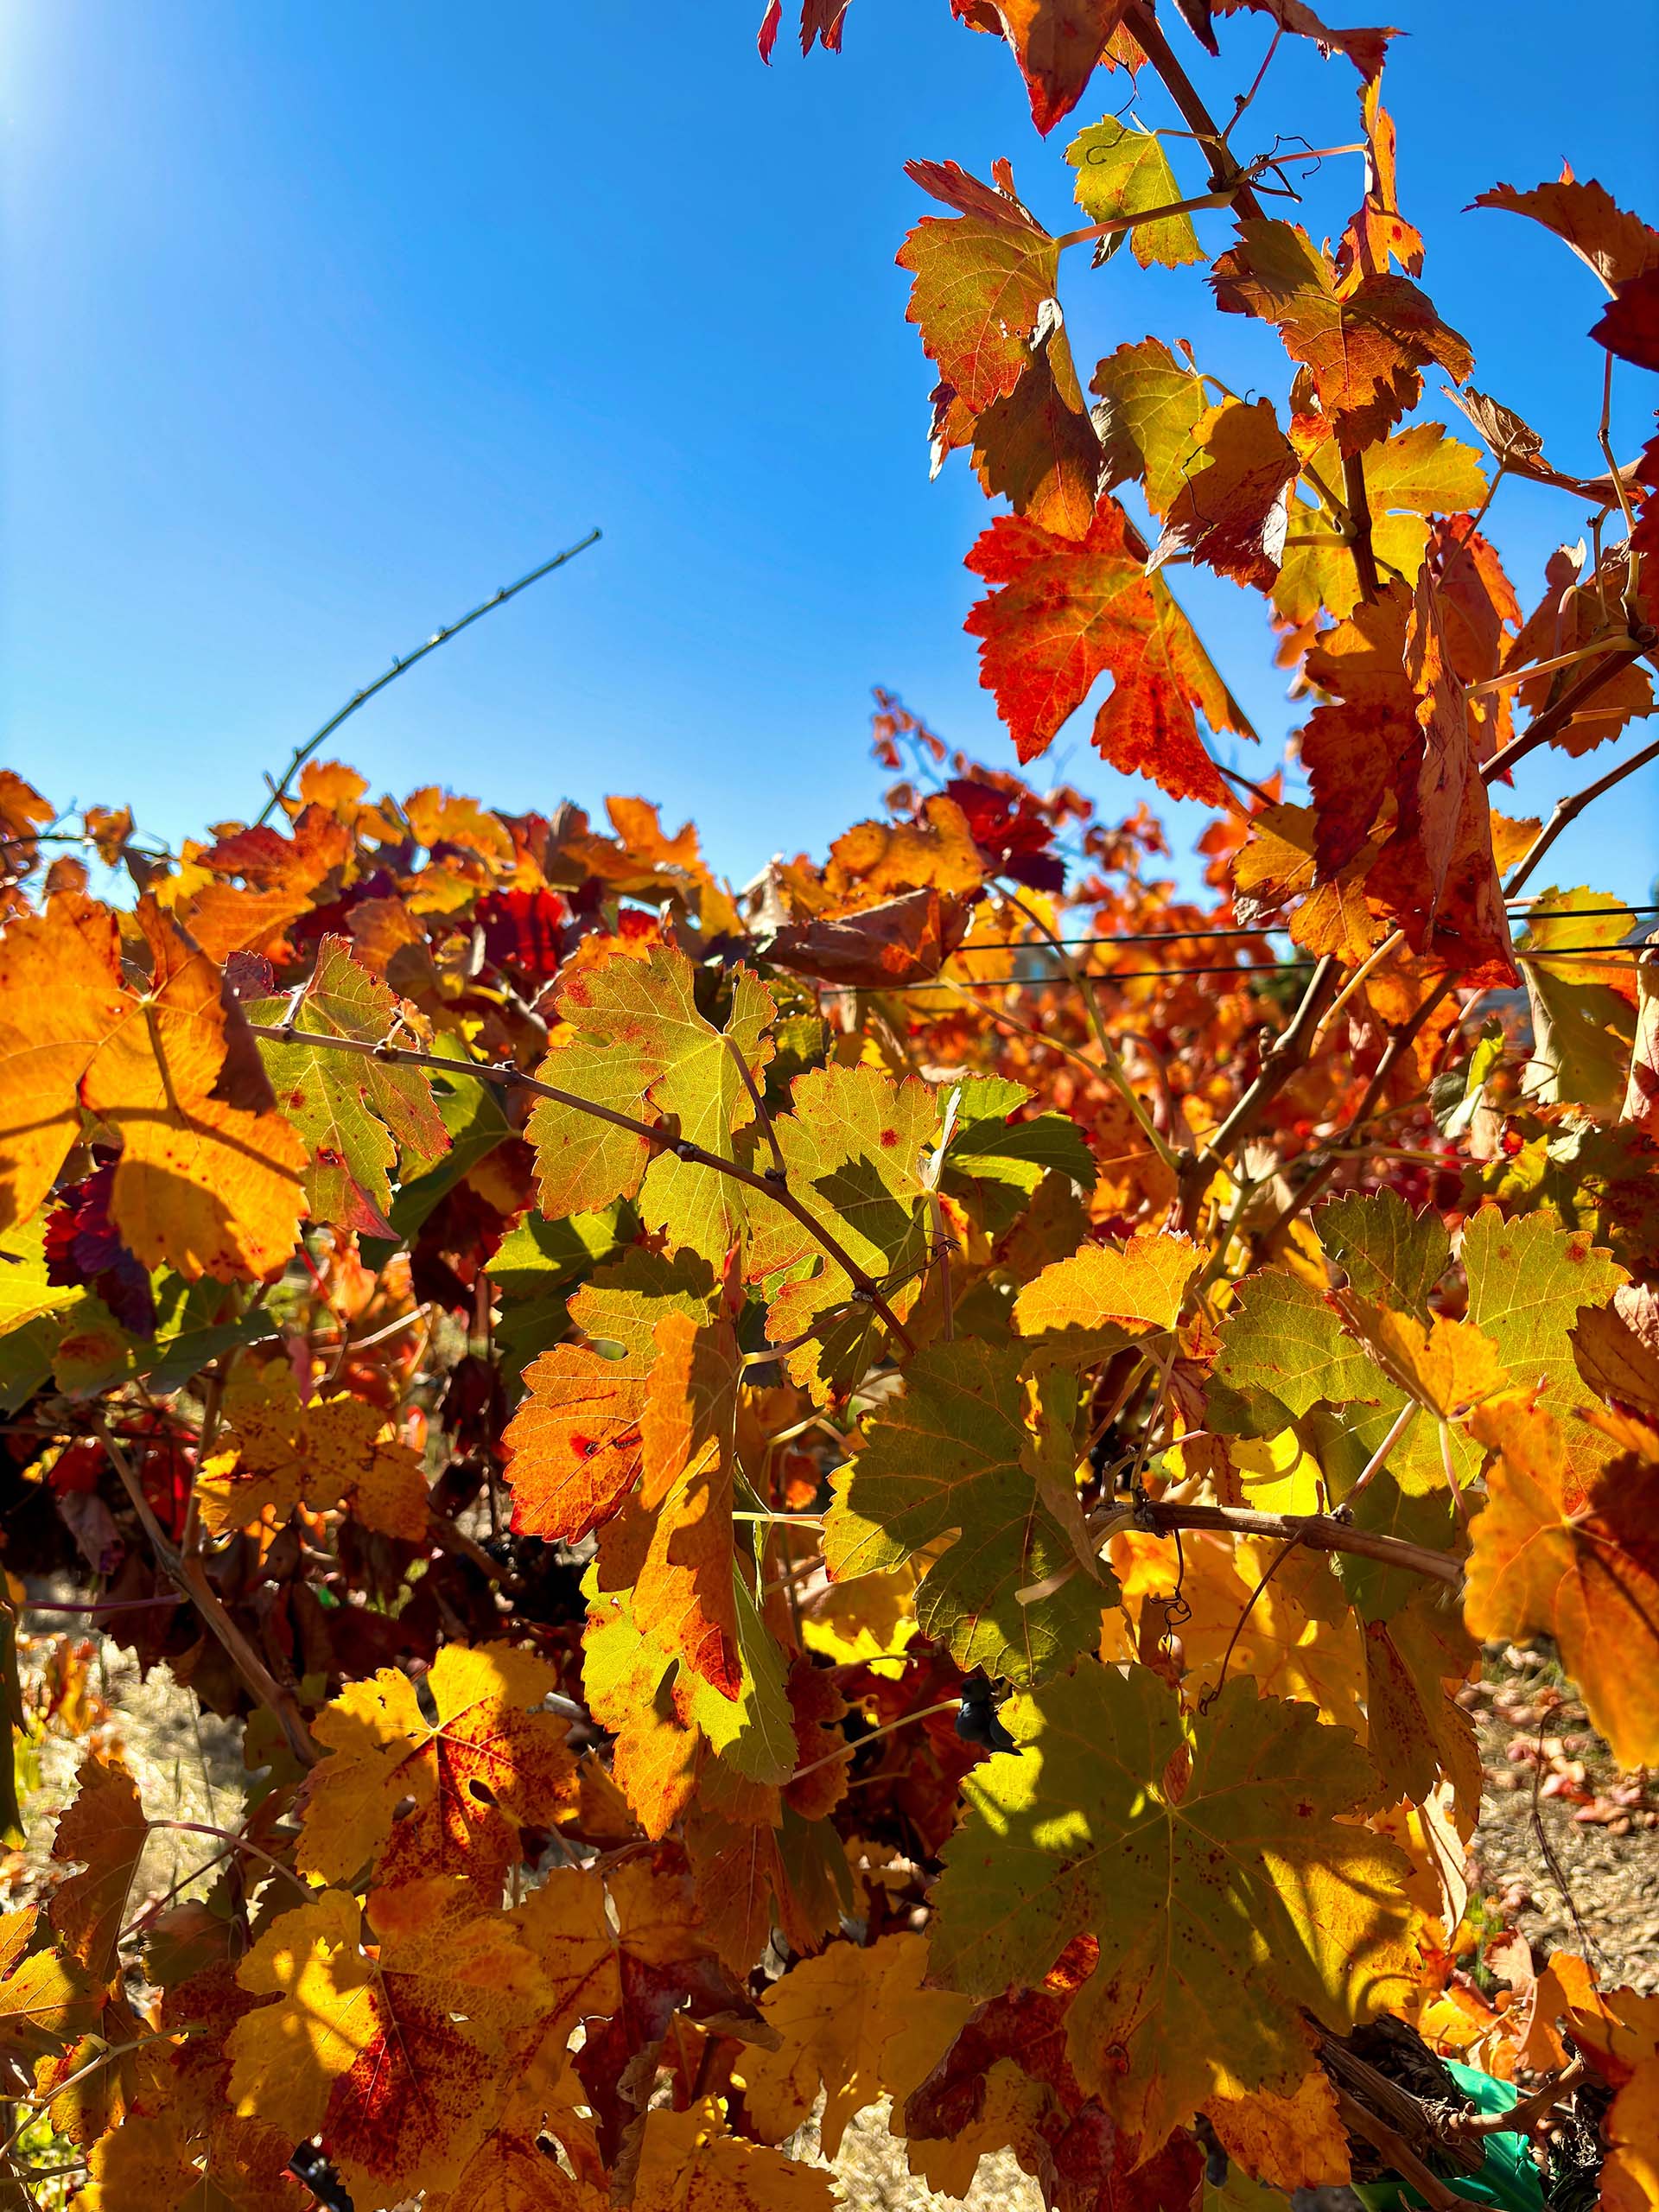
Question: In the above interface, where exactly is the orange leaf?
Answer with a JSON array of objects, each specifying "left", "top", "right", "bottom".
[{"left": 1465, "top": 1397, "right": 1659, "bottom": 1767}]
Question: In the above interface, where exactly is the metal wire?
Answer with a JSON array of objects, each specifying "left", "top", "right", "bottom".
[
  {"left": 834, "top": 939, "right": 1652, "bottom": 995},
  {"left": 957, "top": 903, "right": 1659, "bottom": 952}
]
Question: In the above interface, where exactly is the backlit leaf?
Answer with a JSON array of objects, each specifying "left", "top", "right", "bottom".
[
  {"left": 1465, "top": 1397, "right": 1659, "bottom": 1766},
  {"left": 1065, "top": 117, "right": 1204, "bottom": 268},
  {"left": 823, "top": 1338, "right": 1107, "bottom": 1683},
  {"left": 296, "top": 1643, "right": 577, "bottom": 1889},
  {"left": 929, "top": 1663, "right": 1414, "bottom": 2157}
]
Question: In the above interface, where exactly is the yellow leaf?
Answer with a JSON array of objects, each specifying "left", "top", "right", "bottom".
[
  {"left": 740, "top": 1931, "right": 973, "bottom": 2157},
  {"left": 296, "top": 1643, "right": 576, "bottom": 1889},
  {"left": 201, "top": 1359, "right": 429, "bottom": 1540},
  {"left": 49, "top": 1751, "right": 149, "bottom": 1986},
  {"left": 229, "top": 1878, "right": 549, "bottom": 2205},
  {"left": 632, "top": 2096, "right": 836, "bottom": 2212},
  {"left": 1014, "top": 1227, "right": 1198, "bottom": 1357}
]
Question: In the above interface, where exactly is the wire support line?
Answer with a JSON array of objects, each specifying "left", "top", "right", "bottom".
[
  {"left": 958, "top": 903, "right": 1659, "bottom": 951},
  {"left": 832, "top": 940, "right": 1653, "bottom": 995}
]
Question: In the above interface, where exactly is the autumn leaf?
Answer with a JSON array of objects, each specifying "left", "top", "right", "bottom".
[
  {"left": 1065, "top": 116, "right": 1204, "bottom": 268},
  {"left": 897, "top": 159, "right": 1059, "bottom": 431},
  {"left": 1592, "top": 264, "right": 1659, "bottom": 372},
  {"left": 1211, "top": 0, "right": 1392, "bottom": 78},
  {"left": 583, "top": 1562, "right": 794, "bottom": 1835},
  {"left": 930, "top": 296, "right": 1107, "bottom": 540},
  {"left": 296, "top": 1642, "right": 577, "bottom": 1889},
  {"left": 632, "top": 2096, "right": 836, "bottom": 2212},
  {"left": 0, "top": 1905, "right": 93, "bottom": 2051},
  {"left": 963, "top": 497, "right": 1235, "bottom": 798},
  {"left": 0, "top": 895, "right": 307, "bottom": 1279},
  {"left": 250, "top": 935, "right": 448, "bottom": 1236},
  {"left": 630, "top": 1304, "right": 744, "bottom": 1697},
  {"left": 928, "top": 1662, "right": 1415, "bottom": 2157},
  {"left": 528, "top": 943, "right": 774, "bottom": 1262},
  {"left": 1014, "top": 1225, "right": 1198, "bottom": 1363},
  {"left": 766, "top": 886, "right": 971, "bottom": 987},
  {"left": 823, "top": 1338, "right": 1107, "bottom": 1683},
  {"left": 1147, "top": 398, "right": 1300, "bottom": 589},
  {"left": 740, "top": 1930, "right": 973, "bottom": 2156},
  {"left": 1465, "top": 1396, "right": 1659, "bottom": 1767},
  {"left": 503, "top": 1248, "right": 716, "bottom": 1543},
  {"left": 1471, "top": 168, "right": 1659, "bottom": 291},
  {"left": 228, "top": 1878, "right": 550, "bottom": 2204},
  {"left": 1211, "top": 219, "right": 1472, "bottom": 450},
  {"left": 1277, "top": 423, "right": 1488, "bottom": 623},
  {"left": 1518, "top": 889, "right": 1642, "bottom": 1113},
  {"left": 49, "top": 1751, "right": 149, "bottom": 1986},
  {"left": 200, "top": 1355, "right": 429, "bottom": 1541}
]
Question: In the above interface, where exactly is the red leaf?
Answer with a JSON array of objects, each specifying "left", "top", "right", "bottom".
[
  {"left": 1592, "top": 266, "right": 1659, "bottom": 373},
  {"left": 963, "top": 498, "right": 1229, "bottom": 801}
]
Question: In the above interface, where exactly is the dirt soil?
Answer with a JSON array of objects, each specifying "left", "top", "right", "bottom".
[{"left": 1462, "top": 1640, "right": 1659, "bottom": 1994}]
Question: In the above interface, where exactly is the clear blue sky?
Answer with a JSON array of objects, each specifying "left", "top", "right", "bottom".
[{"left": 3, "top": 3, "right": 1656, "bottom": 899}]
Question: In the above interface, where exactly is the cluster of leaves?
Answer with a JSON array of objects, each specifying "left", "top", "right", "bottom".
[{"left": 2, "top": 3, "right": 1659, "bottom": 2208}]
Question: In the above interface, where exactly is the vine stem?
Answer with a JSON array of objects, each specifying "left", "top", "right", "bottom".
[
  {"left": 251, "top": 531, "right": 601, "bottom": 829},
  {"left": 1137, "top": 1503, "right": 1461, "bottom": 1587},
  {"left": 150, "top": 1820, "right": 308, "bottom": 1899},
  {"left": 94, "top": 1418, "right": 320, "bottom": 1768},
  {"left": 789, "top": 1697, "right": 961, "bottom": 1785},
  {"left": 245, "top": 1022, "right": 917, "bottom": 1355},
  {"left": 1503, "top": 728, "right": 1659, "bottom": 899}
]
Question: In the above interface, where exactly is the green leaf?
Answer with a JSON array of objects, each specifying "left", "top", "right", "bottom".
[
  {"left": 823, "top": 1339, "right": 1105, "bottom": 1686},
  {"left": 944, "top": 1077, "right": 1097, "bottom": 1196},
  {"left": 1314, "top": 1189, "right": 1449, "bottom": 1324},
  {"left": 251, "top": 937, "right": 449, "bottom": 1236},
  {"left": 1213, "top": 1271, "right": 1390, "bottom": 1424},
  {"left": 750, "top": 1064, "right": 934, "bottom": 1402},
  {"left": 50, "top": 1277, "right": 278, "bottom": 1398},
  {"left": 1432, "top": 1018, "right": 1505, "bottom": 1140},
  {"left": 928, "top": 1665, "right": 1414, "bottom": 2158},
  {"left": 1518, "top": 890, "right": 1640, "bottom": 1113},
  {"left": 1090, "top": 339, "right": 1210, "bottom": 519},
  {"left": 1463, "top": 1205, "right": 1627, "bottom": 1412},
  {"left": 0, "top": 1218, "right": 75, "bottom": 1337},
  {"left": 491, "top": 1201, "right": 636, "bottom": 1382},
  {"left": 1065, "top": 118, "right": 1205, "bottom": 270},
  {"left": 528, "top": 945, "right": 775, "bottom": 1263}
]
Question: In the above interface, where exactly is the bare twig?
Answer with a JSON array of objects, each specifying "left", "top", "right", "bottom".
[
  {"left": 252, "top": 532, "right": 601, "bottom": 828},
  {"left": 789, "top": 1697, "right": 962, "bottom": 1786},
  {"left": 95, "top": 1418, "right": 319, "bottom": 1767}
]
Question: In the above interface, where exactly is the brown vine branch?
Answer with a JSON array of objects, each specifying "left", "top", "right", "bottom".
[
  {"left": 1450, "top": 2056, "right": 1587, "bottom": 2142},
  {"left": 94, "top": 1418, "right": 320, "bottom": 1767},
  {"left": 789, "top": 1696, "right": 962, "bottom": 1786},
  {"left": 245, "top": 1022, "right": 917, "bottom": 1354},
  {"left": 1140, "top": 1503, "right": 1462, "bottom": 1587},
  {"left": 252, "top": 531, "right": 601, "bottom": 829},
  {"left": 1332, "top": 2089, "right": 1465, "bottom": 2212}
]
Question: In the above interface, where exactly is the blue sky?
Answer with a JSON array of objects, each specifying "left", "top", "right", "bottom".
[{"left": 3, "top": 2, "right": 1656, "bottom": 900}]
